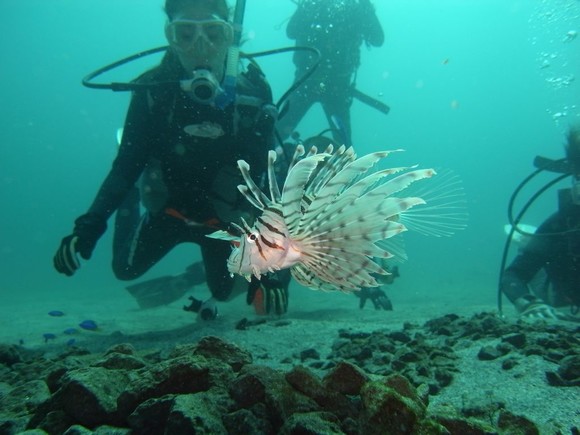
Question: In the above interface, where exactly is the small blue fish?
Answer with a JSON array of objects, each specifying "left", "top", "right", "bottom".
[
  {"left": 63, "top": 328, "right": 78, "bottom": 335},
  {"left": 48, "top": 310, "right": 65, "bottom": 317},
  {"left": 43, "top": 333, "right": 56, "bottom": 343},
  {"left": 78, "top": 320, "right": 98, "bottom": 331},
  {"left": 66, "top": 338, "right": 76, "bottom": 346}
]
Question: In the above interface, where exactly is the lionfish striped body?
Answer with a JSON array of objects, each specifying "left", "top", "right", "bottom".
[{"left": 209, "top": 145, "right": 437, "bottom": 292}]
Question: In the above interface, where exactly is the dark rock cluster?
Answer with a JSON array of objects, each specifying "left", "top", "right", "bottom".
[
  {"left": 303, "top": 312, "right": 580, "bottom": 393},
  {"left": 0, "top": 312, "right": 577, "bottom": 434},
  {"left": 424, "top": 312, "right": 580, "bottom": 387},
  {"left": 323, "top": 325, "right": 458, "bottom": 396}
]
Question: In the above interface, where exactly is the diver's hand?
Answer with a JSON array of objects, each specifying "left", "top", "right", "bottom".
[
  {"left": 183, "top": 296, "right": 218, "bottom": 320},
  {"left": 247, "top": 276, "right": 288, "bottom": 315},
  {"left": 357, "top": 287, "right": 393, "bottom": 311},
  {"left": 519, "top": 300, "right": 559, "bottom": 320},
  {"left": 54, "top": 234, "right": 97, "bottom": 276},
  {"left": 54, "top": 213, "right": 106, "bottom": 276}
]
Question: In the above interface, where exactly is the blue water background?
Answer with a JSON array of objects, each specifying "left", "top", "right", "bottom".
[{"left": 0, "top": 1, "right": 579, "bottom": 334}]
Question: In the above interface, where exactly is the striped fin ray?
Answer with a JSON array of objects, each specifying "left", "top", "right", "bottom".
[
  {"left": 288, "top": 144, "right": 306, "bottom": 170},
  {"left": 298, "top": 151, "right": 397, "bottom": 235},
  {"left": 303, "top": 145, "right": 353, "bottom": 201},
  {"left": 295, "top": 247, "right": 385, "bottom": 290},
  {"left": 376, "top": 237, "right": 408, "bottom": 263},
  {"left": 300, "top": 220, "right": 407, "bottom": 255},
  {"left": 266, "top": 150, "right": 282, "bottom": 203},
  {"left": 291, "top": 207, "right": 420, "bottom": 290},
  {"left": 291, "top": 264, "right": 353, "bottom": 292},
  {"left": 281, "top": 154, "right": 329, "bottom": 234},
  {"left": 237, "top": 160, "right": 270, "bottom": 210},
  {"left": 396, "top": 169, "right": 468, "bottom": 237},
  {"left": 300, "top": 166, "right": 410, "bottom": 236},
  {"left": 308, "top": 169, "right": 434, "bottom": 236}
]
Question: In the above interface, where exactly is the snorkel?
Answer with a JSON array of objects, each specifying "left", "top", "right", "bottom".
[{"left": 214, "top": 0, "right": 246, "bottom": 109}]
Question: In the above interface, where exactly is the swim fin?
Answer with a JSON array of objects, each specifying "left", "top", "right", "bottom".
[{"left": 126, "top": 262, "right": 206, "bottom": 309}]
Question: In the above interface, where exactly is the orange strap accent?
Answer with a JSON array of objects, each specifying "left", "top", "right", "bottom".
[{"left": 164, "top": 208, "right": 223, "bottom": 230}]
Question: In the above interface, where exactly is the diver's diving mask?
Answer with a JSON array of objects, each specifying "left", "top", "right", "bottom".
[{"left": 166, "top": 17, "right": 234, "bottom": 53}]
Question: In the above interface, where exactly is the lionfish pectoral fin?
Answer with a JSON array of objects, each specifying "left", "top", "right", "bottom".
[{"left": 207, "top": 230, "right": 239, "bottom": 242}]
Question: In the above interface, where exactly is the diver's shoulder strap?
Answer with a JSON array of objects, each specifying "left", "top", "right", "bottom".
[{"left": 238, "top": 61, "right": 273, "bottom": 104}]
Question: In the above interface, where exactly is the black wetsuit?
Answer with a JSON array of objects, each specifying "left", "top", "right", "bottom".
[
  {"left": 74, "top": 51, "right": 278, "bottom": 301},
  {"left": 502, "top": 203, "right": 580, "bottom": 309},
  {"left": 277, "top": 0, "right": 384, "bottom": 145}
]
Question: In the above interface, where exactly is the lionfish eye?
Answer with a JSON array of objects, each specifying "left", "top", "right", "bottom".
[{"left": 247, "top": 233, "right": 258, "bottom": 243}]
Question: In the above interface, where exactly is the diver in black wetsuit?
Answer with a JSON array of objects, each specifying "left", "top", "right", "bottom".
[
  {"left": 277, "top": 0, "right": 384, "bottom": 146},
  {"left": 501, "top": 127, "right": 580, "bottom": 321},
  {"left": 53, "top": 0, "right": 290, "bottom": 318}
]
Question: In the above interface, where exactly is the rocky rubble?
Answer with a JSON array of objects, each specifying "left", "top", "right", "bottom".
[{"left": 0, "top": 313, "right": 578, "bottom": 434}]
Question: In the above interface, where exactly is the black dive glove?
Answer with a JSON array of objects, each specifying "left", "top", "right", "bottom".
[
  {"left": 247, "top": 275, "right": 289, "bottom": 315},
  {"left": 357, "top": 287, "right": 393, "bottom": 311},
  {"left": 54, "top": 213, "right": 106, "bottom": 276}
]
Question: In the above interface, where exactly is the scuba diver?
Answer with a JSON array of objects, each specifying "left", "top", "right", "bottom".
[
  {"left": 500, "top": 125, "right": 580, "bottom": 321},
  {"left": 53, "top": 0, "right": 290, "bottom": 319},
  {"left": 277, "top": 0, "right": 385, "bottom": 146}
]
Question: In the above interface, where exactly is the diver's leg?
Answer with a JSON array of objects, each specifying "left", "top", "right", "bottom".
[
  {"left": 181, "top": 235, "right": 233, "bottom": 320},
  {"left": 113, "top": 186, "right": 141, "bottom": 257},
  {"left": 112, "top": 212, "right": 181, "bottom": 280},
  {"left": 277, "top": 80, "right": 316, "bottom": 140},
  {"left": 322, "top": 82, "right": 353, "bottom": 146},
  {"left": 200, "top": 236, "right": 235, "bottom": 302}
]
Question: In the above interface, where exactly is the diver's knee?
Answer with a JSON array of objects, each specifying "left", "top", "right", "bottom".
[{"left": 112, "top": 263, "right": 140, "bottom": 281}]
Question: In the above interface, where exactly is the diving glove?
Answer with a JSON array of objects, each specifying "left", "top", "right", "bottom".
[
  {"left": 183, "top": 296, "right": 218, "bottom": 320},
  {"left": 54, "top": 213, "right": 106, "bottom": 276},
  {"left": 357, "top": 287, "right": 393, "bottom": 311},
  {"left": 515, "top": 295, "right": 559, "bottom": 320}
]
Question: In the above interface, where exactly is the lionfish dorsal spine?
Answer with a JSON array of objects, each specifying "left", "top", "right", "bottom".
[
  {"left": 373, "top": 168, "right": 435, "bottom": 198},
  {"left": 288, "top": 144, "right": 306, "bottom": 170},
  {"left": 281, "top": 154, "right": 329, "bottom": 234},
  {"left": 305, "top": 145, "right": 350, "bottom": 197},
  {"left": 237, "top": 159, "right": 270, "bottom": 210},
  {"left": 298, "top": 150, "right": 389, "bottom": 234},
  {"left": 266, "top": 150, "right": 282, "bottom": 203}
]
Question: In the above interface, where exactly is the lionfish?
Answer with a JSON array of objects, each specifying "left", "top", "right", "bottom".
[{"left": 209, "top": 144, "right": 465, "bottom": 292}]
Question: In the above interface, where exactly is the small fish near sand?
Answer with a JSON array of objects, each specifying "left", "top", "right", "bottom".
[
  {"left": 78, "top": 320, "right": 99, "bottom": 331},
  {"left": 43, "top": 333, "right": 57, "bottom": 343},
  {"left": 209, "top": 145, "right": 466, "bottom": 292},
  {"left": 48, "top": 310, "right": 65, "bottom": 317}
]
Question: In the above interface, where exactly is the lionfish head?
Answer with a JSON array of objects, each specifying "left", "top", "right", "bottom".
[{"left": 226, "top": 214, "right": 290, "bottom": 281}]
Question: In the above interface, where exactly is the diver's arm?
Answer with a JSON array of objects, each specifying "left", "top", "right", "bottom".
[
  {"left": 55, "top": 90, "right": 153, "bottom": 275},
  {"left": 286, "top": 2, "right": 307, "bottom": 40},
  {"left": 501, "top": 218, "right": 557, "bottom": 310},
  {"left": 360, "top": 0, "right": 385, "bottom": 47},
  {"left": 85, "top": 90, "right": 152, "bottom": 221}
]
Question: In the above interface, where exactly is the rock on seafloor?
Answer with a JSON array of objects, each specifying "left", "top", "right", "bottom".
[{"left": 0, "top": 313, "right": 577, "bottom": 434}]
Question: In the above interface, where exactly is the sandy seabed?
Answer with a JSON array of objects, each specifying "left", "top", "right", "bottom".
[{"left": 1, "top": 279, "right": 579, "bottom": 432}]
